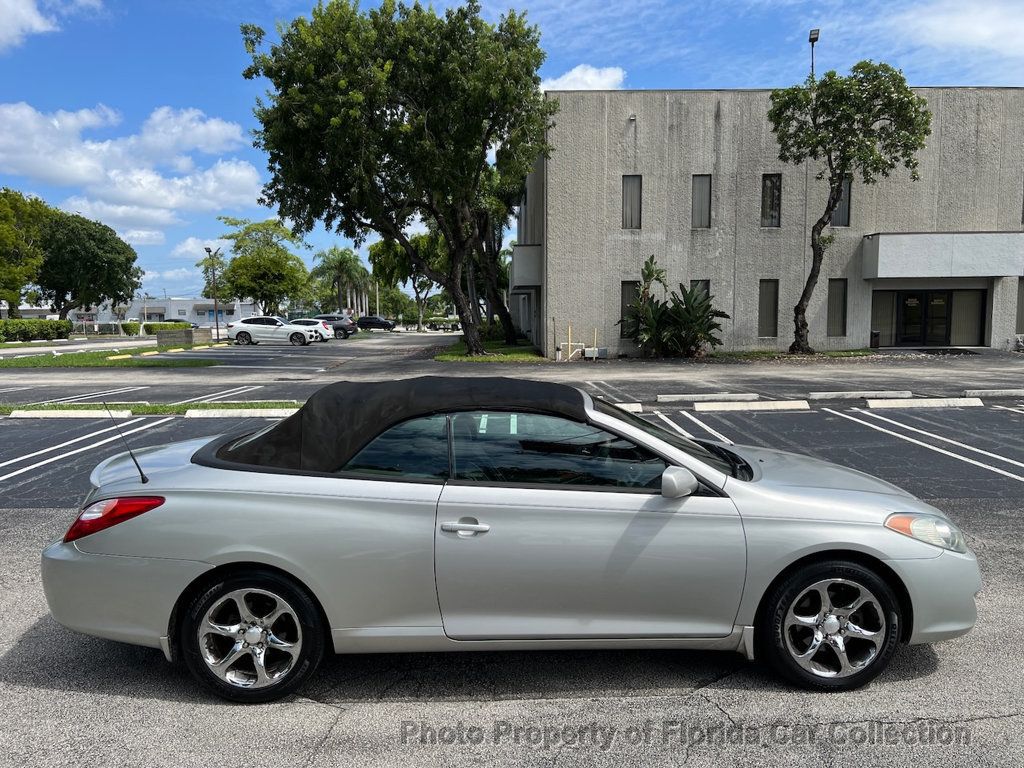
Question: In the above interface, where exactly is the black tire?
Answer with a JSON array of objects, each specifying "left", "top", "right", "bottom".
[
  {"left": 757, "top": 560, "right": 901, "bottom": 691},
  {"left": 313, "top": 332, "right": 324, "bottom": 342},
  {"left": 235, "top": 331, "right": 252, "bottom": 345},
  {"left": 180, "top": 570, "right": 325, "bottom": 703},
  {"left": 289, "top": 332, "right": 307, "bottom": 346}
]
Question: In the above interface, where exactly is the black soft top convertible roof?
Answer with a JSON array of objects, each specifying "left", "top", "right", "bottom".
[{"left": 205, "top": 376, "right": 589, "bottom": 474}]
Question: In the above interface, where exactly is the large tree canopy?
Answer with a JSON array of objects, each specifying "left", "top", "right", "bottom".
[
  {"left": 37, "top": 211, "right": 141, "bottom": 319},
  {"left": 0, "top": 188, "right": 51, "bottom": 318},
  {"left": 219, "top": 217, "right": 309, "bottom": 315},
  {"left": 768, "top": 61, "right": 931, "bottom": 353},
  {"left": 310, "top": 246, "right": 370, "bottom": 313},
  {"left": 241, "top": 0, "right": 556, "bottom": 354},
  {"left": 369, "top": 233, "right": 445, "bottom": 331}
]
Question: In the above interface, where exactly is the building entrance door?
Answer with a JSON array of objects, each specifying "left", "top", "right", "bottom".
[{"left": 896, "top": 291, "right": 951, "bottom": 346}]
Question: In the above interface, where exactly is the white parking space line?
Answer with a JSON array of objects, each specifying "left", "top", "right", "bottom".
[
  {"left": 28, "top": 386, "right": 148, "bottom": 405},
  {"left": 0, "top": 418, "right": 147, "bottom": 469},
  {"left": 585, "top": 381, "right": 621, "bottom": 402},
  {"left": 854, "top": 409, "right": 1024, "bottom": 470},
  {"left": 652, "top": 410, "right": 695, "bottom": 438},
  {"left": 594, "top": 380, "right": 635, "bottom": 401},
  {"left": 172, "top": 386, "right": 261, "bottom": 405},
  {"left": 993, "top": 405, "right": 1024, "bottom": 416},
  {"left": 0, "top": 417, "right": 175, "bottom": 482},
  {"left": 200, "top": 385, "right": 264, "bottom": 403},
  {"left": 677, "top": 411, "right": 733, "bottom": 444},
  {"left": 822, "top": 408, "right": 1024, "bottom": 483},
  {"left": 0, "top": 387, "right": 31, "bottom": 394}
]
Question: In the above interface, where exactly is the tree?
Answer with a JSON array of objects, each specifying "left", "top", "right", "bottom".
[
  {"left": 0, "top": 188, "right": 51, "bottom": 318},
  {"left": 242, "top": 0, "right": 557, "bottom": 354},
  {"left": 769, "top": 61, "right": 931, "bottom": 353},
  {"left": 369, "top": 234, "right": 443, "bottom": 331},
  {"left": 310, "top": 247, "right": 370, "bottom": 313},
  {"left": 472, "top": 166, "right": 519, "bottom": 345},
  {"left": 219, "top": 217, "right": 309, "bottom": 315},
  {"left": 37, "top": 211, "right": 141, "bottom": 319}
]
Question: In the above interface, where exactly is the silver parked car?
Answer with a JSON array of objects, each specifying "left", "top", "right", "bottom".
[
  {"left": 226, "top": 316, "right": 317, "bottom": 346},
  {"left": 42, "top": 377, "right": 980, "bottom": 703}
]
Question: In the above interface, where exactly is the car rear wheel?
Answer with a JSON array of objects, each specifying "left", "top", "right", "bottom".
[
  {"left": 313, "top": 332, "right": 324, "bottom": 342},
  {"left": 235, "top": 331, "right": 252, "bottom": 345},
  {"left": 180, "top": 570, "right": 325, "bottom": 703},
  {"left": 758, "top": 560, "right": 901, "bottom": 691},
  {"left": 289, "top": 332, "right": 307, "bottom": 346}
]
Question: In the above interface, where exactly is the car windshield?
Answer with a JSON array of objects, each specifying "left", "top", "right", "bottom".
[{"left": 593, "top": 398, "right": 744, "bottom": 478}]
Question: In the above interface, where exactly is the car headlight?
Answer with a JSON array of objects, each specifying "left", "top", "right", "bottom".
[{"left": 884, "top": 513, "right": 968, "bottom": 553}]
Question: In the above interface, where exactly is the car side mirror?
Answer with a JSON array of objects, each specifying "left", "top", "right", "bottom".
[
  {"left": 662, "top": 466, "right": 699, "bottom": 499},
  {"left": 275, "top": 321, "right": 284, "bottom": 326}
]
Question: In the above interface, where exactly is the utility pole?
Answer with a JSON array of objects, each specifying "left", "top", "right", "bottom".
[
  {"left": 204, "top": 246, "right": 222, "bottom": 341},
  {"left": 375, "top": 281, "right": 380, "bottom": 316},
  {"left": 809, "top": 28, "right": 820, "bottom": 79}
]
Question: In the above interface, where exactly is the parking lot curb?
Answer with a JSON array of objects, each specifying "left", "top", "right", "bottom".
[
  {"left": 808, "top": 390, "right": 913, "bottom": 400},
  {"left": 616, "top": 403, "right": 643, "bottom": 413},
  {"left": 184, "top": 408, "right": 299, "bottom": 418},
  {"left": 694, "top": 400, "right": 810, "bottom": 412},
  {"left": 9, "top": 409, "right": 133, "bottom": 419},
  {"left": 963, "top": 389, "right": 1024, "bottom": 398},
  {"left": 865, "top": 397, "right": 984, "bottom": 409},
  {"left": 656, "top": 393, "right": 759, "bottom": 402}
]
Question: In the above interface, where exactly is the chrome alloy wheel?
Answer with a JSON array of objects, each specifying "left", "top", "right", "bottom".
[
  {"left": 783, "top": 578, "right": 886, "bottom": 678},
  {"left": 197, "top": 588, "right": 303, "bottom": 689}
]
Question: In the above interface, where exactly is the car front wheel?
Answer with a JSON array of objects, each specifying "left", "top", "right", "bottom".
[
  {"left": 180, "top": 570, "right": 325, "bottom": 703},
  {"left": 758, "top": 560, "right": 901, "bottom": 691},
  {"left": 235, "top": 331, "right": 252, "bottom": 345}
]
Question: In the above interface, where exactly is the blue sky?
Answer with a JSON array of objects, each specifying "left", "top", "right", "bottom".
[{"left": 1, "top": 0, "right": 1022, "bottom": 298}]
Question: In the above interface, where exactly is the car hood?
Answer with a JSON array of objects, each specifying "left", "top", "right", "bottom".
[
  {"left": 727, "top": 444, "right": 915, "bottom": 498},
  {"left": 90, "top": 436, "right": 216, "bottom": 488}
]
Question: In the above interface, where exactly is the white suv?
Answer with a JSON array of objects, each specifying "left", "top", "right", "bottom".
[{"left": 226, "top": 316, "right": 318, "bottom": 346}]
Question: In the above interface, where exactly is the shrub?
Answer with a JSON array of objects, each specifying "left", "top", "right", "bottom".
[
  {"left": 0, "top": 318, "right": 73, "bottom": 342},
  {"left": 621, "top": 255, "right": 729, "bottom": 358},
  {"left": 121, "top": 322, "right": 141, "bottom": 336},
  {"left": 142, "top": 322, "right": 190, "bottom": 334}
]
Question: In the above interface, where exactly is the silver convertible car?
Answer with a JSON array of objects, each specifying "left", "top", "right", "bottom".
[{"left": 42, "top": 377, "right": 980, "bottom": 703}]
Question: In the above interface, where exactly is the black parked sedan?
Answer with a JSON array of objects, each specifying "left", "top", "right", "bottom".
[
  {"left": 314, "top": 314, "right": 358, "bottom": 338},
  {"left": 356, "top": 315, "right": 395, "bottom": 331}
]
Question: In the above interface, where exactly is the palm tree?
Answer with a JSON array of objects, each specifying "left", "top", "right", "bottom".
[{"left": 311, "top": 247, "right": 371, "bottom": 314}]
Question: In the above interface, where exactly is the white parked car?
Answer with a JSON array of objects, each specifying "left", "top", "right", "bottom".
[
  {"left": 288, "top": 318, "right": 335, "bottom": 342},
  {"left": 226, "top": 316, "right": 318, "bottom": 346}
]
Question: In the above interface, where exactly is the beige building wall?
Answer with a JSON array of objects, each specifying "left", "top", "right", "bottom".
[{"left": 524, "top": 87, "right": 1024, "bottom": 356}]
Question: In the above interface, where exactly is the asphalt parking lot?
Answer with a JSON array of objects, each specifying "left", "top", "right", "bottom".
[{"left": 1, "top": 363, "right": 1022, "bottom": 766}]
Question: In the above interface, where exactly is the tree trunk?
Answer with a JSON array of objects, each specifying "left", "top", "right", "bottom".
[
  {"left": 450, "top": 277, "right": 486, "bottom": 355},
  {"left": 791, "top": 181, "right": 844, "bottom": 354},
  {"left": 337, "top": 280, "right": 344, "bottom": 313},
  {"left": 487, "top": 283, "right": 517, "bottom": 346}
]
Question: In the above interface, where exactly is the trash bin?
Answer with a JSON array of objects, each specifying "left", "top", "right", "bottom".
[{"left": 870, "top": 330, "right": 880, "bottom": 349}]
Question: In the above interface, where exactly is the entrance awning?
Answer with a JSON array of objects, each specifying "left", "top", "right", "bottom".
[{"left": 863, "top": 231, "right": 1024, "bottom": 279}]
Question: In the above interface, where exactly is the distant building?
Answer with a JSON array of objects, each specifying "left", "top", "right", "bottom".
[
  {"left": 68, "top": 297, "right": 257, "bottom": 326},
  {"left": 510, "top": 87, "right": 1024, "bottom": 357}
]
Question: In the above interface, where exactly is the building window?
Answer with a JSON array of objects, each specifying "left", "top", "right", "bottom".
[
  {"left": 760, "top": 174, "right": 782, "bottom": 227},
  {"left": 758, "top": 280, "right": 779, "bottom": 337},
  {"left": 622, "top": 175, "right": 642, "bottom": 229},
  {"left": 178, "top": 309, "right": 187, "bottom": 316},
  {"left": 831, "top": 176, "right": 852, "bottom": 227},
  {"left": 620, "top": 281, "right": 640, "bottom": 337},
  {"left": 827, "top": 278, "right": 848, "bottom": 337},
  {"left": 691, "top": 174, "right": 711, "bottom": 228},
  {"left": 690, "top": 279, "right": 710, "bottom": 298}
]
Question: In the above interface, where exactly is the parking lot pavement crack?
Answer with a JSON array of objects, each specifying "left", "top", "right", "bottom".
[
  {"left": 791, "top": 711, "right": 1022, "bottom": 729},
  {"left": 699, "top": 693, "right": 738, "bottom": 725},
  {"left": 300, "top": 708, "right": 345, "bottom": 768}
]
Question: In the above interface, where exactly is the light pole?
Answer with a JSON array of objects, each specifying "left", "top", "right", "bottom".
[
  {"left": 204, "top": 246, "right": 222, "bottom": 341},
  {"left": 808, "top": 28, "right": 820, "bottom": 78}
]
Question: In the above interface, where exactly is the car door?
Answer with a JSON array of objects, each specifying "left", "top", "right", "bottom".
[{"left": 434, "top": 411, "right": 747, "bottom": 640}]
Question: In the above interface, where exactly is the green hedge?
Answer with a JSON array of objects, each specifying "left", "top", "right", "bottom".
[
  {"left": 121, "top": 322, "right": 141, "bottom": 336},
  {"left": 142, "top": 322, "right": 190, "bottom": 334},
  {"left": 0, "top": 319, "right": 73, "bottom": 342}
]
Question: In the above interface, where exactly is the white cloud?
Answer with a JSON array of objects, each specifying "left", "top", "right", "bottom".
[
  {"left": 1, "top": 102, "right": 261, "bottom": 239},
  {"left": 119, "top": 229, "right": 165, "bottom": 246},
  {"left": 541, "top": 64, "right": 626, "bottom": 91},
  {"left": 888, "top": 1, "right": 1024, "bottom": 60},
  {"left": 0, "top": 0, "right": 102, "bottom": 52},
  {"left": 170, "top": 236, "right": 231, "bottom": 259}
]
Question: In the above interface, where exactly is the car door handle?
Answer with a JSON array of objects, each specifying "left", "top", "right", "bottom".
[{"left": 441, "top": 520, "right": 490, "bottom": 535}]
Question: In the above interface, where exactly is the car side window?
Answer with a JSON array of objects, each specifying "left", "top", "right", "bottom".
[
  {"left": 341, "top": 415, "right": 450, "bottom": 481},
  {"left": 451, "top": 411, "right": 666, "bottom": 490}
]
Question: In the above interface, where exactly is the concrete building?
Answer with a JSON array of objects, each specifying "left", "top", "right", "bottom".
[
  {"left": 510, "top": 87, "right": 1024, "bottom": 357},
  {"left": 67, "top": 297, "right": 257, "bottom": 326}
]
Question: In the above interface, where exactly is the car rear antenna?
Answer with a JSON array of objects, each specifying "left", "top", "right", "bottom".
[{"left": 102, "top": 401, "right": 148, "bottom": 484}]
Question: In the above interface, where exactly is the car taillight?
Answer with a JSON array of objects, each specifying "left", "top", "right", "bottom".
[
  {"left": 64, "top": 496, "right": 164, "bottom": 543},
  {"left": 322, "top": 321, "right": 330, "bottom": 329}
]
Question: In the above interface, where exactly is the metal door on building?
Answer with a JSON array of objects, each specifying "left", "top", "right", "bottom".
[{"left": 896, "top": 291, "right": 951, "bottom": 346}]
